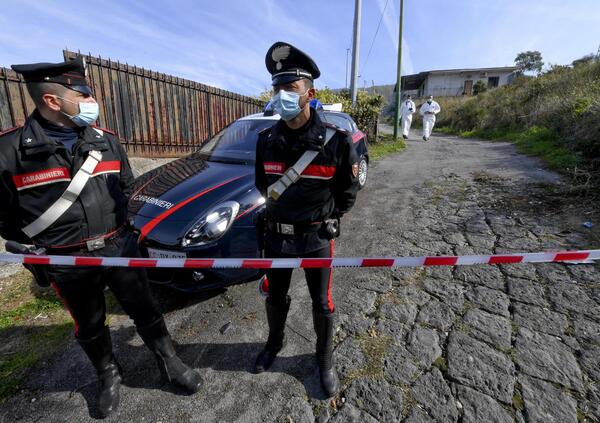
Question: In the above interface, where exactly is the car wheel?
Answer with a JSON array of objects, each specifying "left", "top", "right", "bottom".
[{"left": 358, "top": 156, "right": 368, "bottom": 189}]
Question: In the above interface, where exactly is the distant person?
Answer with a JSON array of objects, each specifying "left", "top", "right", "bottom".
[
  {"left": 399, "top": 94, "right": 415, "bottom": 139},
  {"left": 419, "top": 95, "right": 441, "bottom": 141}
]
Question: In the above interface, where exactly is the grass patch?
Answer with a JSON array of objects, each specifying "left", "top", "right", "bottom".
[
  {"left": 0, "top": 271, "right": 74, "bottom": 402},
  {"left": 512, "top": 391, "right": 525, "bottom": 412},
  {"left": 432, "top": 356, "right": 448, "bottom": 373},
  {"left": 510, "top": 321, "right": 519, "bottom": 336},
  {"left": 343, "top": 331, "right": 393, "bottom": 383},
  {"left": 512, "top": 381, "right": 525, "bottom": 412},
  {"left": 0, "top": 270, "right": 123, "bottom": 403},
  {"left": 435, "top": 126, "right": 460, "bottom": 136},
  {"left": 369, "top": 133, "right": 406, "bottom": 160},
  {"left": 0, "top": 296, "right": 64, "bottom": 331},
  {"left": 0, "top": 322, "right": 72, "bottom": 402}
]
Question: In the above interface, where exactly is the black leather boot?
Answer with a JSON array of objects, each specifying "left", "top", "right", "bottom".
[
  {"left": 137, "top": 318, "right": 203, "bottom": 394},
  {"left": 254, "top": 296, "right": 291, "bottom": 373},
  {"left": 313, "top": 309, "right": 340, "bottom": 397},
  {"left": 77, "top": 327, "right": 122, "bottom": 419}
]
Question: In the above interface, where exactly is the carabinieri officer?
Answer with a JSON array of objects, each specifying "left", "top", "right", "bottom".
[
  {"left": 0, "top": 57, "right": 202, "bottom": 418},
  {"left": 254, "top": 42, "right": 360, "bottom": 397}
]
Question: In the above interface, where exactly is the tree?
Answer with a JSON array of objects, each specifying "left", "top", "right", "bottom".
[
  {"left": 572, "top": 53, "right": 597, "bottom": 67},
  {"left": 514, "top": 51, "right": 544, "bottom": 75},
  {"left": 257, "top": 88, "right": 273, "bottom": 104},
  {"left": 473, "top": 80, "right": 487, "bottom": 95}
]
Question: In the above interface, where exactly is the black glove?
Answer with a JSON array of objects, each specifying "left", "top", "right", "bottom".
[{"left": 321, "top": 210, "right": 341, "bottom": 240}]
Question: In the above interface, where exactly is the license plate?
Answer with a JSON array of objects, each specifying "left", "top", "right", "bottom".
[{"left": 147, "top": 248, "right": 187, "bottom": 259}]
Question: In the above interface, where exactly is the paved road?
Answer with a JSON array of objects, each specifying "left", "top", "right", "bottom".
[{"left": 2, "top": 132, "right": 599, "bottom": 422}]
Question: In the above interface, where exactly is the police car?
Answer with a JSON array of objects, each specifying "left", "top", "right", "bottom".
[{"left": 129, "top": 103, "right": 369, "bottom": 291}]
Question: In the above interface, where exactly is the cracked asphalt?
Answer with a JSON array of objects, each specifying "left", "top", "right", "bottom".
[{"left": 1, "top": 132, "right": 599, "bottom": 422}]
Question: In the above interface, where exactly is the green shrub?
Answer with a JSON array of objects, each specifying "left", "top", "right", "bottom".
[{"left": 316, "top": 88, "right": 385, "bottom": 140}]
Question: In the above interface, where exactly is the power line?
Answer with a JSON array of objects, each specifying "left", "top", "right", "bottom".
[{"left": 360, "top": 0, "right": 389, "bottom": 78}]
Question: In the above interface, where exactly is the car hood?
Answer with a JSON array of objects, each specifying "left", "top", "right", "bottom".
[{"left": 129, "top": 154, "right": 254, "bottom": 223}]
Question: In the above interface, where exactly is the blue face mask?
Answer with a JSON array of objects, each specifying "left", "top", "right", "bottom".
[
  {"left": 58, "top": 96, "right": 99, "bottom": 127},
  {"left": 270, "top": 89, "right": 308, "bottom": 121}
]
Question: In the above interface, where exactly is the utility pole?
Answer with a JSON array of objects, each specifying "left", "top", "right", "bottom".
[
  {"left": 393, "top": 0, "right": 405, "bottom": 140},
  {"left": 345, "top": 48, "right": 350, "bottom": 89},
  {"left": 350, "top": 0, "right": 362, "bottom": 104}
]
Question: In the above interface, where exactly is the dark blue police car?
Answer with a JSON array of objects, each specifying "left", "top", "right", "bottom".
[{"left": 129, "top": 104, "right": 368, "bottom": 291}]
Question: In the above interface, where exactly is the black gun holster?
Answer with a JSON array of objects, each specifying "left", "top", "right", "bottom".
[
  {"left": 24, "top": 263, "right": 51, "bottom": 288},
  {"left": 5, "top": 241, "right": 50, "bottom": 287},
  {"left": 253, "top": 208, "right": 267, "bottom": 256}
]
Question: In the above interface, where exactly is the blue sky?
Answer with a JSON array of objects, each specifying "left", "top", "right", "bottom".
[{"left": 1, "top": 0, "right": 599, "bottom": 96}]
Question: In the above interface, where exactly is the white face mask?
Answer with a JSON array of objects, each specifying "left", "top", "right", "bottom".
[
  {"left": 57, "top": 96, "right": 99, "bottom": 127},
  {"left": 270, "top": 89, "right": 309, "bottom": 121}
]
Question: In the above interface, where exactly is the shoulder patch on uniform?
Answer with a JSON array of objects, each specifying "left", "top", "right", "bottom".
[{"left": 0, "top": 126, "right": 22, "bottom": 137}]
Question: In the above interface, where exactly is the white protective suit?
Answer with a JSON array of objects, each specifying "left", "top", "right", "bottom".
[
  {"left": 399, "top": 99, "right": 416, "bottom": 137},
  {"left": 419, "top": 100, "right": 441, "bottom": 139}
]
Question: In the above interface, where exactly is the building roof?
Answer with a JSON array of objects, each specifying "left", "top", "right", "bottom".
[{"left": 400, "top": 66, "right": 518, "bottom": 90}]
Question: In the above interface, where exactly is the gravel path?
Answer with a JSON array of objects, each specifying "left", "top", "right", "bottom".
[{"left": 1, "top": 134, "right": 599, "bottom": 422}]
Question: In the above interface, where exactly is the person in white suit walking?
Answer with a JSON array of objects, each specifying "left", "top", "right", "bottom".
[
  {"left": 399, "top": 94, "right": 415, "bottom": 139},
  {"left": 419, "top": 95, "right": 441, "bottom": 141}
]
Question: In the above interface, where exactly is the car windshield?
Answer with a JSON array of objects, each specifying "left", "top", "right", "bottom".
[{"left": 197, "top": 119, "right": 275, "bottom": 163}]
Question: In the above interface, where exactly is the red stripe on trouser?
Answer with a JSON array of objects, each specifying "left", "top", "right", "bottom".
[
  {"left": 51, "top": 282, "right": 80, "bottom": 336},
  {"left": 327, "top": 240, "right": 335, "bottom": 313}
]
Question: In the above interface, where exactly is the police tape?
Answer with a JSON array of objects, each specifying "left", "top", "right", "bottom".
[{"left": 0, "top": 250, "right": 599, "bottom": 269}]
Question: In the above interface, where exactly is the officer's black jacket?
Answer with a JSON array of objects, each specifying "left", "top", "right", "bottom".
[
  {"left": 255, "top": 109, "right": 359, "bottom": 225},
  {"left": 0, "top": 111, "right": 134, "bottom": 247}
]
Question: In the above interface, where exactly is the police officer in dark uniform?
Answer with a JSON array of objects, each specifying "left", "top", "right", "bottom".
[
  {"left": 254, "top": 42, "right": 360, "bottom": 397},
  {"left": 0, "top": 57, "right": 202, "bottom": 418}
]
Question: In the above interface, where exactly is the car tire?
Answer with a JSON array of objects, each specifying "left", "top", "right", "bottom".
[{"left": 358, "top": 156, "right": 368, "bottom": 189}]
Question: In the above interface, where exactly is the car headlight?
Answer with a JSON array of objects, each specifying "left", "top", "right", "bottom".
[{"left": 182, "top": 201, "right": 240, "bottom": 247}]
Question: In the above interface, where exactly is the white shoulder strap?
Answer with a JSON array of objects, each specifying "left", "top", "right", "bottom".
[
  {"left": 267, "top": 128, "right": 336, "bottom": 201},
  {"left": 22, "top": 150, "right": 103, "bottom": 238}
]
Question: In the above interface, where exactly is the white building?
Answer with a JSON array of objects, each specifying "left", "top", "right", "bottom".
[{"left": 401, "top": 66, "right": 518, "bottom": 98}]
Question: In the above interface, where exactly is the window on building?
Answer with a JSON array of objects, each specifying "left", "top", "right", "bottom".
[{"left": 488, "top": 76, "right": 500, "bottom": 88}]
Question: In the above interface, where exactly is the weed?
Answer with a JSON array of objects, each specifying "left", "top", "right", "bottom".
[
  {"left": 370, "top": 134, "right": 406, "bottom": 160},
  {"left": 432, "top": 356, "right": 448, "bottom": 373}
]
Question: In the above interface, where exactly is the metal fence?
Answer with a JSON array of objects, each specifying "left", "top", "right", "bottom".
[{"left": 0, "top": 50, "right": 263, "bottom": 157}]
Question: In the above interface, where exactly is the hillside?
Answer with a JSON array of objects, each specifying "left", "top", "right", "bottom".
[{"left": 432, "top": 62, "right": 600, "bottom": 181}]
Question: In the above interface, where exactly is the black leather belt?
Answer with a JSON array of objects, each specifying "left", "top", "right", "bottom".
[
  {"left": 267, "top": 221, "right": 322, "bottom": 235},
  {"left": 42, "top": 226, "right": 125, "bottom": 254}
]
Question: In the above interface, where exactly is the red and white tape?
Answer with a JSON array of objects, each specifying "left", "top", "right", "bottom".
[{"left": 0, "top": 250, "right": 599, "bottom": 269}]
